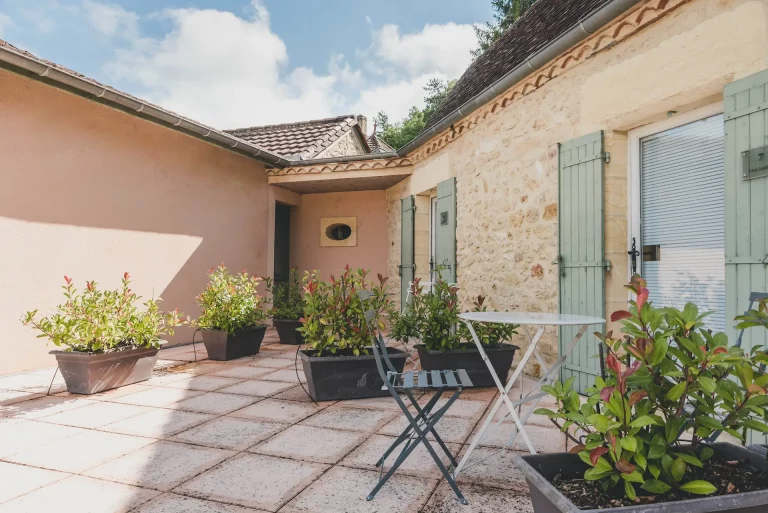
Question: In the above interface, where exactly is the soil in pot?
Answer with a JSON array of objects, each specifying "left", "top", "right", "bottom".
[
  {"left": 273, "top": 319, "right": 303, "bottom": 345},
  {"left": 201, "top": 325, "right": 266, "bottom": 360},
  {"left": 416, "top": 342, "right": 518, "bottom": 387}
]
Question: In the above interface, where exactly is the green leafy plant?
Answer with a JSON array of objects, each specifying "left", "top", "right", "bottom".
[
  {"left": 193, "top": 264, "right": 268, "bottom": 334},
  {"left": 457, "top": 294, "right": 519, "bottom": 347},
  {"left": 537, "top": 275, "right": 768, "bottom": 501},
  {"left": 390, "top": 276, "right": 461, "bottom": 351},
  {"left": 267, "top": 269, "right": 304, "bottom": 321},
  {"left": 736, "top": 298, "right": 768, "bottom": 331},
  {"left": 299, "top": 266, "right": 395, "bottom": 356},
  {"left": 22, "top": 273, "right": 184, "bottom": 352}
]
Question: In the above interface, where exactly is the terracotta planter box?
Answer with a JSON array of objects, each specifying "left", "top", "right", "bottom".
[
  {"left": 273, "top": 319, "right": 304, "bottom": 345},
  {"left": 514, "top": 443, "right": 768, "bottom": 513},
  {"left": 415, "top": 342, "right": 519, "bottom": 387},
  {"left": 52, "top": 346, "right": 159, "bottom": 395},
  {"left": 201, "top": 325, "right": 266, "bottom": 361},
  {"left": 299, "top": 347, "right": 407, "bottom": 401}
]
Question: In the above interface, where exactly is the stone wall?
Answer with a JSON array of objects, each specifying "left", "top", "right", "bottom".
[
  {"left": 317, "top": 130, "right": 368, "bottom": 159},
  {"left": 386, "top": 0, "right": 768, "bottom": 366}
]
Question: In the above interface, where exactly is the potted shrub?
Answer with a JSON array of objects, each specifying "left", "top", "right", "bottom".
[
  {"left": 267, "top": 269, "right": 304, "bottom": 345},
  {"left": 193, "top": 264, "right": 268, "bottom": 361},
  {"left": 515, "top": 276, "right": 768, "bottom": 512},
  {"left": 298, "top": 266, "right": 406, "bottom": 401},
  {"left": 22, "top": 273, "right": 184, "bottom": 394},
  {"left": 391, "top": 278, "right": 519, "bottom": 387}
]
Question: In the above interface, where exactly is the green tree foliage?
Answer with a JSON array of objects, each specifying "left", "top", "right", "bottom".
[
  {"left": 373, "top": 78, "right": 455, "bottom": 150},
  {"left": 471, "top": 0, "right": 537, "bottom": 59}
]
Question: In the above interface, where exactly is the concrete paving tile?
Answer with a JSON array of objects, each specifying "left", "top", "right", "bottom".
[
  {"left": 155, "top": 359, "right": 188, "bottom": 371},
  {"left": 39, "top": 401, "right": 151, "bottom": 428},
  {"left": 247, "top": 357, "right": 293, "bottom": 369},
  {"left": 0, "top": 389, "right": 42, "bottom": 406},
  {"left": 177, "top": 453, "right": 327, "bottom": 511},
  {"left": 83, "top": 441, "right": 233, "bottom": 491},
  {"left": 473, "top": 421, "right": 566, "bottom": 452},
  {"left": 0, "top": 368, "right": 66, "bottom": 394},
  {"left": 250, "top": 425, "right": 368, "bottom": 464},
  {"left": 160, "top": 345, "right": 199, "bottom": 356},
  {"left": 301, "top": 406, "right": 397, "bottom": 433},
  {"left": 271, "top": 386, "right": 324, "bottom": 403},
  {"left": 227, "top": 398, "right": 326, "bottom": 423},
  {"left": 332, "top": 395, "right": 402, "bottom": 411},
  {"left": 6, "top": 429, "right": 155, "bottom": 473},
  {"left": 259, "top": 348, "right": 299, "bottom": 360},
  {"left": 340, "top": 434, "right": 461, "bottom": 478},
  {"left": 100, "top": 408, "right": 215, "bottom": 438},
  {"left": 454, "top": 447, "right": 529, "bottom": 491},
  {"left": 0, "top": 395, "right": 93, "bottom": 420},
  {"left": 422, "top": 481, "right": 533, "bottom": 513},
  {"left": 111, "top": 386, "right": 206, "bottom": 407},
  {"left": 178, "top": 362, "right": 236, "bottom": 375},
  {"left": 0, "top": 475, "right": 160, "bottom": 513},
  {"left": 0, "top": 461, "right": 69, "bottom": 503},
  {"left": 378, "top": 415, "right": 476, "bottom": 444},
  {"left": 161, "top": 352, "right": 198, "bottom": 362},
  {"left": 457, "top": 387, "right": 500, "bottom": 402},
  {"left": 135, "top": 493, "right": 267, "bottom": 513},
  {"left": 281, "top": 465, "right": 435, "bottom": 513},
  {"left": 145, "top": 370, "right": 202, "bottom": 386},
  {"left": 174, "top": 392, "right": 260, "bottom": 415},
  {"left": 258, "top": 369, "right": 304, "bottom": 383},
  {"left": 217, "top": 380, "right": 296, "bottom": 397},
  {"left": 420, "top": 397, "right": 489, "bottom": 419},
  {"left": 84, "top": 383, "right": 152, "bottom": 400},
  {"left": 0, "top": 418, "right": 84, "bottom": 458},
  {"left": 172, "top": 417, "right": 286, "bottom": 450},
  {"left": 210, "top": 366, "right": 276, "bottom": 379}
]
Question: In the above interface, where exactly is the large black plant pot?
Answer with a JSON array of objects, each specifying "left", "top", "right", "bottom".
[
  {"left": 273, "top": 319, "right": 304, "bottom": 345},
  {"left": 201, "top": 325, "right": 266, "bottom": 361},
  {"left": 415, "top": 342, "right": 519, "bottom": 388},
  {"left": 299, "top": 347, "right": 407, "bottom": 401},
  {"left": 514, "top": 443, "right": 768, "bottom": 513}
]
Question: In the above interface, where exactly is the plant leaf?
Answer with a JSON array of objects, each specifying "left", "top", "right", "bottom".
[{"left": 679, "top": 480, "right": 717, "bottom": 495}]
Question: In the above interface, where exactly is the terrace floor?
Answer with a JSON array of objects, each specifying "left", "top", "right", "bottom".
[{"left": 0, "top": 329, "right": 567, "bottom": 513}]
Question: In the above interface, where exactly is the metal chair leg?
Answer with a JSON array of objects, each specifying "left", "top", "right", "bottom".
[
  {"left": 405, "top": 390, "right": 458, "bottom": 467},
  {"left": 375, "top": 390, "right": 444, "bottom": 467}
]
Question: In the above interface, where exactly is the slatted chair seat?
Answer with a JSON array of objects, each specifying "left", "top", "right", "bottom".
[{"left": 384, "top": 369, "right": 473, "bottom": 391}]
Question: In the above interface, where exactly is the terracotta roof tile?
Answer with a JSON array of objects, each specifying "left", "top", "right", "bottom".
[
  {"left": 367, "top": 134, "right": 395, "bottom": 153},
  {"left": 225, "top": 115, "right": 368, "bottom": 160},
  {"left": 425, "top": 0, "right": 610, "bottom": 131}
]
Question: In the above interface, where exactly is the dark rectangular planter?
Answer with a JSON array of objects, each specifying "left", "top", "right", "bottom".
[
  {"left": 273, "top": 319, "right": 304, "bottom": 345},
  {"left": 415, "top": 342, "right": 519, "bottom": 388},
  {"left": 51, "top": 346, "right": 159, "bottom": 395},
  {"left": 514, "top": 443, "right": 768, "bottom": 513},
  {"left": 299, "top": 347, "right": 407, "bottom": 401},
  {"left": 201, "top": 325, "right": 266, "bottom": 361}
]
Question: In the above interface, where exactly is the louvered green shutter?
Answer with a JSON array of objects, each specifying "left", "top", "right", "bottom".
[
  {"left": 724, "top": 71, "right": 768, "bottom": 444},
  {"left": 558, "top": 131, "right": 607, "bottom": 395},
  {"left": 435, "top": 178, "right": 457, "bottom": 282},
  {"left": 400, "top": 196, "right": 416, "bottom": 309}
]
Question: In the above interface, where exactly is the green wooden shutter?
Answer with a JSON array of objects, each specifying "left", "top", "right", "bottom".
[
  {"left": 400, "top": 196, "right": 416, "bottom": 309},
  {"left": 724, "top": 71, "right": 768, "bottom": 444},
  {"left": 558, "top": 131, "right": 607, "bottom": 395},
  {"left": 435, "top": 178, "right": 457, "bottom": 282}
]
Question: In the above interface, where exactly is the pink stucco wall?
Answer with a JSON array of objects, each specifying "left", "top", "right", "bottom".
[
  {"left": 290, "top": 191, "right": 388, "bottom": 282},
  {"left": 0, "top": 68, "right": 271, "bottom": 375}
]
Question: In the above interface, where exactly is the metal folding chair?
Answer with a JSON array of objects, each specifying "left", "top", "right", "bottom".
[{"left": 359, "top": 291, "right": 473, "bottom": 505}]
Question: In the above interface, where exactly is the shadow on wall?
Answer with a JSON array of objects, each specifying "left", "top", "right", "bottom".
[{"left": 0, "top": 69, "right": 270, "bottom": 375}]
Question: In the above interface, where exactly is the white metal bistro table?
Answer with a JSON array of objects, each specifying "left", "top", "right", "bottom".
[{"left": 453, "top": 311, "right": 605, "bottom": 476}]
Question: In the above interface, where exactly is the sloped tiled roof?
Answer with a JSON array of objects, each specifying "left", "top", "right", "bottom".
[
  {"left": 367, "top": 134, "right": 395, "bottom": 154},
  {"left": 225, "top": 115, "right": 370, "bottom": 160},
  {"left": 425, "top": 0, "right": 610, "bottom": 131}
]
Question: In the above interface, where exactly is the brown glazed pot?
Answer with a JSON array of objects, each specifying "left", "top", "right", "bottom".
[
  {"left": 51, "top": 346, "right": 159, "bottom": 395},
  {"left": 201, "top": 325, "right": 266, "bottom": 360},
  {"left": 273, "top": 319, "right": 304, "bottom": 345}
]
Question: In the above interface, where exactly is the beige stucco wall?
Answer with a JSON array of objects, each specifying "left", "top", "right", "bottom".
[
  {"left": 290, "top": 190, "right": 388, "bottom": 281},
  {"left": 0, "top": 68, "right": 271, "bottom": 375},
  {"left": 387, "top": 0, "right": 768, "bottom": 365}
]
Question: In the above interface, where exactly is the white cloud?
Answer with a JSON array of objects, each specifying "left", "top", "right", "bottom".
[
  {"left": 83, "top": 1, "right": 138, "bottom": 39},
  {"left": 372, "top": 23, "right": 475, "bottom": 78}
]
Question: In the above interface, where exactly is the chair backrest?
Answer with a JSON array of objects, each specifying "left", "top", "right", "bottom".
[
  {"left": 735, "top": 292, "right": 768, "bottom": 348},
  {"left": 358, "top": 291, "right": 398, "bottom": 383}
]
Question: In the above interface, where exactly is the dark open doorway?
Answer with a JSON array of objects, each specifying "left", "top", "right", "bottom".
[{"left": 274, "top": 203, "right": 291, "bottom": 284}]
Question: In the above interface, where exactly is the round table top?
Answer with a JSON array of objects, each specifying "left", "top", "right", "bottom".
[{"left": 458, "top": 311, "right": 606, "bottom": 326}]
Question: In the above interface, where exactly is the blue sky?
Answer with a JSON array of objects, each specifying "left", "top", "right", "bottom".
[{"left": 0, "top": 0, "right": 491, "bottom": 129}]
